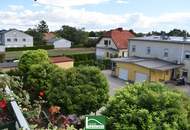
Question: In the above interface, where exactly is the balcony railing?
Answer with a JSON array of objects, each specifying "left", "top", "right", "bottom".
[{"left": 3, "top": 86, "right": 30, "bottom": 130}]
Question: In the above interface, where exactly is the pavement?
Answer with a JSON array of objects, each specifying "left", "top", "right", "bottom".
[{"left": 102, "top": 70, "right": 126, "bottom": 96}]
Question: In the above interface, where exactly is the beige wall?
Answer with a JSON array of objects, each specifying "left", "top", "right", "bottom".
[{"left": 54, "top": 61, "right": 73, "bottom": 69}]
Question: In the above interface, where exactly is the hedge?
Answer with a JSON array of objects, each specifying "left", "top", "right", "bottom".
[
  {"left": 64, "top": 53, "right": 96, "bottom": 62},
  {"left": 74, "top": 59, "right": 111, "bottom": 70},
  {"left": 6, "top": 45, "right": 54, "bottom": 52}
]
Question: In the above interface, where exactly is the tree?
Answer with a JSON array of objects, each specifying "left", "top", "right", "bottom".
[
  {"left": 88, "top": 31, "right": 96, "bottom": 37},
  {"left": 37, "top": 20, "right": 49, "bottom": 33},
  {"left": 168, "top": 29, "right": 189, "bottom": 37},
  {"left": 103, "top": 82, "right": 190, "bottom": 130},
  {"left": 46, "top": 66, "right": 109, "bottom": 116},
  {"left": 56, "top": 25, "right": 88, "bottom": 47},
  {"left": 25, "top": 28, "right": 46, "bottom": 46}
]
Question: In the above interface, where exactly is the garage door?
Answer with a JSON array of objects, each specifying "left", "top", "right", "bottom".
[
  {"left": 119, "top": 68, "right": 128, "bottom": 81},
  {"left": 135, "top": 73, "right": 148, "bottom": 82}
]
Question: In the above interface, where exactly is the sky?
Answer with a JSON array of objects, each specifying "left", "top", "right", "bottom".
[{"left": 0, "top": 0, "right": 190, "bottom": 32}]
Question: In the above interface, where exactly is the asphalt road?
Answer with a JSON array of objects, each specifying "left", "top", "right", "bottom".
[{"left": 102, "top": 70, "right": 126, "bottom": 96}]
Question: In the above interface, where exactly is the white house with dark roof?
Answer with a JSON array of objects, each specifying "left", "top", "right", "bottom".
[
  {"left": 0, "top": 29, "right": 33, "bottom": 52},
  {"left": 126, "top": 35, "right": 190, "bottom": 83}
]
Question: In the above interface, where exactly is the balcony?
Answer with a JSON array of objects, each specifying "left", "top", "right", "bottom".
[{"left": 0, "top": 86, "right": 30, "bottom": 130}]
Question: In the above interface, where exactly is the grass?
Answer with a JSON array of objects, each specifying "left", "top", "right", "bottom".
[{"left": 5, "top": 48, "right": 95, "bottom": 60}]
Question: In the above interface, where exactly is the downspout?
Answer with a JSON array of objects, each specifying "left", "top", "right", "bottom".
[{"left": 128, "top": 40, "right": 130, "bottom": 57}]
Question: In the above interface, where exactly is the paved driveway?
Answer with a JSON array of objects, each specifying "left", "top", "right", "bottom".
[{"left": 102, "top": 70, "right": 126, "bottom": 96}]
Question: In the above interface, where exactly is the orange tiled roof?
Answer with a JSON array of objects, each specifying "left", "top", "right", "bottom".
[
  {"left": 50, "top": 56, "right": 73, "bottom": 63},
  {"left": 103, "top": 28, "right": 135, "bottom": 49}
]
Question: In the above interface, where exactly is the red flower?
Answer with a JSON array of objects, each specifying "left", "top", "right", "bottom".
[
  {"left": 39, "top": 91, "right": 45, "bottom": 97},
  {"left": 0, "top": 99, "right": 7, "bottom": 111}
]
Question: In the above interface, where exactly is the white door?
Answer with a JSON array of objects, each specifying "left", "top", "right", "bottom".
[
  {"left": 135, "top": 73, "right": 148, "bottom": 82},
  {"left": 119, "top": 68, "right": 128, "bottom": 81}
]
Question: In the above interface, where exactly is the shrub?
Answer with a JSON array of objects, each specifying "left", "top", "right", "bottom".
[
  {"left": 0, "top": 53, "right": 5, "bottom": 63},
  {"left": 6, "top": 45, "right": 54, "bottom": 52},
  {"left": 103, "top": 82, "right": 190, "bottom": 130},
  {"left": 46, "top": 66, "right": 109, "bottom": 116}
]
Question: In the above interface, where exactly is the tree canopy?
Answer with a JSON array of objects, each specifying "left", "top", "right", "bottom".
[
  {"left": 37, "top": 20, "right": 49, "bottom": 33},
  {"left": 103, "top": 82, "right": 190, "bottom": 130}
]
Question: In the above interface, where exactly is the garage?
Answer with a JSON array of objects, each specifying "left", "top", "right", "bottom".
[
  {"left": 119, "top": 68, "right": 128, "bottom": 81},
  {"left": 135, "top": 73, "right": 148, "bottom": 82}
]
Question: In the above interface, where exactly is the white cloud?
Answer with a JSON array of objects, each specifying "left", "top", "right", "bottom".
[
  {"left": 36, "top": 0, "right": 110, "bottom": 7},
  {"left": 116, "top": 0, "right": 129, "bottom": 4},
  {"left": 1, "top": 4, "right": 190, "bottom": 32}
]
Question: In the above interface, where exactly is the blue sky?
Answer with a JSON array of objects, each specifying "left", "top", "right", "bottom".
[{"left": 0, "top": 0, "right": 190, "bottom": 32}]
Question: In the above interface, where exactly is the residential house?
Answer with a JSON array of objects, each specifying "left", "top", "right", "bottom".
[
  {"left": 48, "top": 38, "right": 72, "bottom": 49},
  {"left": 50, "top": 56, "right": 74, "bottom": 69},
  {"left": 0, "top": 29, "right": 33, "bottom": 52},
  {"left": 96, "top": 28, "right": 135, "bottom": 59},
  {"left": 43, "top": 32, "right": 56, "bottom": 42},
  {"left": 111, "top": 35, "right": 190, "bottom": 82}
]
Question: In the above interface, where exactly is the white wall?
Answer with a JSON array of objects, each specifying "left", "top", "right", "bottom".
[
  {"left": 96, "top": 38, "right": 117, "bottom": 50},
  {"left": 129, "top": 40, "right": 183, "bottom": 63},
  {"left": 4, "top": 30, "right": 33, "bottom": 48},
  {"left": 54, "top": 39, "right": 71, "bottom": 48}
]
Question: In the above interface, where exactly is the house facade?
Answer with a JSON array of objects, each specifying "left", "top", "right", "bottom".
[
  {"left": 96, "top": 28, "right": 134, "bottom": 59},
  {"left": 128, "top": 36, "right": 190, "bottom": 82},
  {"left": 111, "top": 36, "right": 189, "bottom": 83},
  {"left": 0, "top": 29, "right": 33, "bottom": 51},
  {"left": 50, "top": 56, "right": 74, "bottom": 69},
  {"left": 48, "top": 38, "right": 71, "bottom": 49}
]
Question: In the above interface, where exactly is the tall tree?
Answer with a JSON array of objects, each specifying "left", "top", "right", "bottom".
[
  {"left": 25, "top": 28, "right": 46, "bottom": 46},
  {"left": 37, "top": 20, "right": 49, "bottom": 33}
]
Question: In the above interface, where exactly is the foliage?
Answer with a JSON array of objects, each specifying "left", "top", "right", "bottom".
[
  {"left": 103, "top": 82, "right": 190, "bottom": 130},
  {"left": 0, "top": 53, "right": 5, "bottom": 63},
  {"left": 56, "top": 25, "right": 88, "bottom": 47},
  {"left": 37, "top": 20, "right": 49, "bottom": 33},
  {"left": 6, "top": 45, "right": 54, "bottom": 52},
  {"left": 64, "top": 53, "right": 96, "bottom": 62},
  {"left": 46, "top": 66, "right": 109, "bottom": 116},
  {"left": 18, "top": 49, "right": 50, "bottom": 75},
  {"left": 25, "top": 28, "right": 46, "bottom": 46}
]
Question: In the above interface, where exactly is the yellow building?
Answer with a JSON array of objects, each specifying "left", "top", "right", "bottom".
[
  {"left": 50, "top": 56, "right": 74, "bottom": 69},
  {"left": 111, "top": 57, "right": 183, "bottom": 82}
]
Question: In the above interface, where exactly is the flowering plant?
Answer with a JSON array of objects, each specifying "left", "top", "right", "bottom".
[{"left": 0, "top": 93, "right": 7, "bottom": 112}]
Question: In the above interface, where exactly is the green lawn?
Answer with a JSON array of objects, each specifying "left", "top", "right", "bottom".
[{"left": 5, "top": 48, "right": 95, "bottom": 60}]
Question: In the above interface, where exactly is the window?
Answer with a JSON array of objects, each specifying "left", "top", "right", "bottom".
[
  {"left": 7, "top": 38, "right": 11, "bottom": 42},
  {"left": 23, "top": 38, "right": 26, "bottom": 42},
  {"left": 108, "top": 40, "right": 111, "bottom": 45},
  {"left": 147, "top": 47, "right": 151, "bottom": 55},
  {"left": 132, "top": 45, "right": 136, "bottom": 52},
  {"left": 182, "top": 71, "right": 188, "bottom": 78},
  {"left": 14, "top": 38, "right": 18, "bottom": 42},
  {"left": 185, "top": 52, "right": 190, "bottom": 59},
  {"left": 164, "top": 49, "right": 169, "bottom": 57},
  {"left": 122, "top": 52, "right": 125, "bottom": 57},
  {"left": 104, "top": 40, "right": 108, "bottom": 46}
]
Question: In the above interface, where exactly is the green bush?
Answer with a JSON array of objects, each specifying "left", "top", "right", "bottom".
[
  {"left": 6, "top": 45, "right": 54, "bottom": 52},
  {"left": 0, "top": 53, "right": 5, "bottom": 62},
  {"left": 64, "top": 53, "right": 96, "bottom": 62},
  {"left": 103, "top": 82, "right": 190, "bottom": 130}
]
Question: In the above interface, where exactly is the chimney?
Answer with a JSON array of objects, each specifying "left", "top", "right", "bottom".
[{"left": 117, "top": 28, "right": 123, "bottom": 31}]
